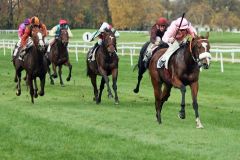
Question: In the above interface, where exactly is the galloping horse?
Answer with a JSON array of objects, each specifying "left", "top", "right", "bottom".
[
  {"left": 47, "top": 28, "right": 72, "bottom": 86},
  {"left": 149, "top": 33, "right": 211, "bottom": 128},
  {"left": 86, "top": 30, "right": 119, "bottom": 104},
  {"left": 133, "top": 41, "right": 168, "bottom": 93},
  {"left": 13, "top": 26, "right": 48, "bottom": 103}
]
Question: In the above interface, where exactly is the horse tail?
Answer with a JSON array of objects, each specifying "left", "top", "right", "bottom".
[{"left": 133, "top": 64, "right": 138, "bottom": 71}]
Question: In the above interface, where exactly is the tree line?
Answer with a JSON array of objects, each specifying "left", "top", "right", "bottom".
[{"left": 1, "top": 0, "right": 240, "bottom": 30}]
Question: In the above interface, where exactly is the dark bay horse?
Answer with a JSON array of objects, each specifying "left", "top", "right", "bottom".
[
  {"left": 47, "top": 28, "right": 72, "bottom": 86},
  {"left": 133, "top": 41, "right": 168, "bottom": 93},
  {"left": 13, "top": 27, "right": 48, "bottom": 103},
  {"left": 87, "top": 30, "right": 119, "bottom": 104},
  {"left": 149, "top": 33, "right": 211, "bottom": 128}
]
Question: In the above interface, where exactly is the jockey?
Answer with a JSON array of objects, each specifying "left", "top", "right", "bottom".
[
  {"left": 157, "top": 17, "right": 197, "bottom": 68},
  {"left": 46, "top": 19, "right": 73, "bottom": 54},
  {"left": 143, "top": 17, "right": 168, "bottom": 61},
  {"left": 19, "top": 16, "right": 48, "bottom": 60},
  {"left": 88, "top": 22, "right": 119, "bottom": 61},
  {"left": 12, "top": 18, "right": 30, "bottom": 58}
]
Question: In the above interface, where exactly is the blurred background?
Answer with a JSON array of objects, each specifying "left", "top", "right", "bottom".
[{"left": 1, "top": 0, "right": 240, "bottom": 32}]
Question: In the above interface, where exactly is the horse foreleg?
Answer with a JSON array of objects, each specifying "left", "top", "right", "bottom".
[
  {"left": 98, "top": 77, "right": 105, "bottom": 104},
  {"left": 179, "top": 85, "right": 186, "bottom": 119},
  {"left": 47, "top": 65, "right": 54, "bottom": 85},
  {"left": 90, "top": 75, "right": 98, "bottom": 103},
  {"left": 65, "top": 61, "right": 72, "bottom": 81},
  {"left": 112, "top": 68, "right": 119, "bottom": 104},
  {"left": 149, "top": 68, "right": 163, "bottom": 124},
  {"left": 33, "top": 78, "right": 38, "bottom": 98},
  {"left": 16, "top": 70, "right": 22, "bottom": 96},
  {"left": 28, "top": 75, "right": 34, "bottom": 104},
  {"left": 51, "top": 64, "right": 57, "bottom": 78},
  {"left": 58, "top": 65, "right": 64, "bottom": 86},
  {"left": 190, "top": 82, "right": 203, "bottom": 129},
  {"left": 38, "top": 75, "right": 45, "bottom": 96},
  {"left": 99, "top": 67, "right": 113, "bottom": 98}
]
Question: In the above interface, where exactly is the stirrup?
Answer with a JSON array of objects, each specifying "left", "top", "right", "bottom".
[{"left": 158, "top": 60, "right": 166, "bottom": 68}]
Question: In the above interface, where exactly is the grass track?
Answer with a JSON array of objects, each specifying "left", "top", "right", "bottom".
[{"left": 0, "top": 48, "right": 239, "bottom": 160}]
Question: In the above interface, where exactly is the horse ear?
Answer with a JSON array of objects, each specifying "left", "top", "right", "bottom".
[{"left": 205, "top": 32, "right": 209, "bottom": 39}]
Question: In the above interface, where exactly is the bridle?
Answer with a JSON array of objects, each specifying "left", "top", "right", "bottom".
[{"left": 189, "top": 38, "right": 211, "bottom": 66}]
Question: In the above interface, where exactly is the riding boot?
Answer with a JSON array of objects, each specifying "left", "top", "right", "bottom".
[
  {"left": 143, "top": 43, "right": 153, "bottom": 62},
  {"left": 157, "top": 41, "right": 179, "bottom": 69},
  {"left": 18, "top": 47, "right": 26, "bottom": 61},
  {"left": 88, "top": 43, "right": 99, "bottom": 61}
]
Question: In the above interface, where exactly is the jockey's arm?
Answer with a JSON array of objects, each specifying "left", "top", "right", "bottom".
[
  {"left": 67, "top": 28, "right": 73, "bottom": 37},
  {"left": 21, "top": 27, "right": 31, "bottom": 47},
  {"left": 49, "top": 25, "right": 58, "bottom": 37}
]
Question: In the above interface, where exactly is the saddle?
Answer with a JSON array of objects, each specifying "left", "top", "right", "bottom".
[
  {"left": 88, "top": 45, "right": 100, "bottom": 62},
  {"left": 144, "top": 42, "right": 169, "bottom": 68}
]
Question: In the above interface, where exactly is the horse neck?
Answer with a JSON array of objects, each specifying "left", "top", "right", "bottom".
[{"left": 182, "top": 43, "right": 197, "bottom": 66}]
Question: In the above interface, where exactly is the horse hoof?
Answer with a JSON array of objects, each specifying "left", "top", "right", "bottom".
[
  {"left": 34, "top": 94, "right": 38, "bottom": 98},
  {"left": 38, "top": 91, "right": 44, "bottom": 96},
  {"left": 16, "top": 90, "right": 21, "bottom": 96},
  {"left": 66, "top": 77, "right": 71, "bottom": 81},
  {"left": 178, "top": 111, "right": 186, "bottom": 119},
  {"left": 108, "top": 94, "right": 113, "bottom": 99},
  {"left": 61, "top": 84, "right": 65, "bottom": 87},
  {"left": 114, "top": 100, "right": 119, "bottom": 105},
  {"left": 133, "top": 88, "right": 139, "bottom": 93},
  {"left": 52, "top": 74, "right": 57, "bottom": 78}
]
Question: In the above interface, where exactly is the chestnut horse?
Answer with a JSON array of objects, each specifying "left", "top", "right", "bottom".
[
  {"left": 47, "top": 28, "right": 72, "bottom": 86},
  {"left": 149, "top": 33, "right": 211, "bottom": 128},
  {"left": 13, "top": 26, "right": 48, "bottom": 103},
  {"left": 86, "top": 30, "right": 119, "bottom": 104}
]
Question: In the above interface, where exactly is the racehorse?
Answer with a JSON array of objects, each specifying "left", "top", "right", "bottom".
[
  {"left": 47, "top": 28, "right": 72, "bottom": 86},
  {"left": 13, "top": 26, "right": 48, "bottom": 103},
  {"left": 133, "top": 41, "right": 168, "bottom": 93},
  {"left": 86, "top": 30, "right": 119, "bottom": 104},
  {"left": 148, "top": 32, "right": 211, "bottom": 128}
]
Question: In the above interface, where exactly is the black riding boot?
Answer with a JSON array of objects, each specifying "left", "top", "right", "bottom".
[{"left": 88, "top": 43, "right": 99, "bottom": 61}]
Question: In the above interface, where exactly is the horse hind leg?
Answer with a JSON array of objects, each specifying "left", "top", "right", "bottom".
[{"left": 90, "top": 75, "right": 99, "bottom": 103}]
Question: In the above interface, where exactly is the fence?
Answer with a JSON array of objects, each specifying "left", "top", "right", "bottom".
[{"left": 0, "top": 39, "right": 239, "bottom": 72}]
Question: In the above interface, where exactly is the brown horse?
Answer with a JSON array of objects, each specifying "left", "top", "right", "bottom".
[
  {"left": 149, "top": 33, "right": 211, "bottom": 128},
  {"left": 86, "top": 30, "right": 119, "bottom": 104},
  {"left": 47, "top": 28, "right": 72, "bottom": 86},
  {"left": 13, "top": 26, "right": 48, "bottom": 103}
]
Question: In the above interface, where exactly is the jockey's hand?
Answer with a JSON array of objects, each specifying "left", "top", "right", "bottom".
[{"left": 169, "top": 37, "right": 175, "bottom": 44}]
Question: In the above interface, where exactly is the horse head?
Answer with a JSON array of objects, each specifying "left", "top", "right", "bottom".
[
  {"left": 102, "top": 30, "right": 117, "bottom": 56},
  {"left": 190, "top": 32, "right": 211, "bottom": 69},
  {"left": 59, "top": 28, "right": 69, "bottom": 47},
  {"left": 31, "top": 26, "right": 45, "bottom": 52}
]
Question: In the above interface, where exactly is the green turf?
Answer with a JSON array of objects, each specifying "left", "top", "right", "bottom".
[{"left": 0, "top": 48, "right": 239, "bottom": 160}]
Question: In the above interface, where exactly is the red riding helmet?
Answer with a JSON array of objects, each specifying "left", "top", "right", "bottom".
[
  {"left": 156, "top": 17, "right": 168, "bottom": 26},
  {"left": 59, "top": 19, "right": 68, "bottom": 25}
]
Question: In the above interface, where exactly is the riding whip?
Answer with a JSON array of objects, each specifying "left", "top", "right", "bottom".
[{"left": 174, "top": 13, "right": 185, "bottom": 39}]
